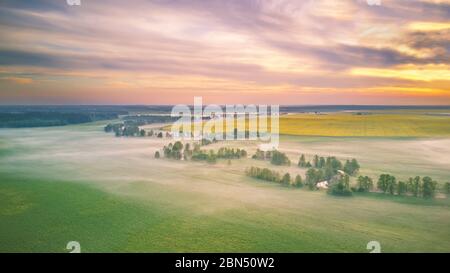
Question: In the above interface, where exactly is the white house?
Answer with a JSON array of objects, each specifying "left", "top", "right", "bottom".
[{"left": 317, "top": 181, "right": 329, "bottom": 189}]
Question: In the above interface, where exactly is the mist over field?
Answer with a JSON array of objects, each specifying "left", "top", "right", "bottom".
[{"left": 1, "top": 117, "right": 449, "bottom": 252}]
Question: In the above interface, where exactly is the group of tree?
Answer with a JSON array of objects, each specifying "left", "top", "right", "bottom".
[
  {"left": 303, "top": 165, "right": 355, "bottom": 196},
  {"left": 343, "top": 159, "right": 360, "bottom": 176},
  {"left": 217, "top": 147, "right": 247, "bottom": 159},
  {"left": 252, "top": 149, "right": 290, "bottom": 166},
  {"left": 162, "top": 141, "right": 184, "bottom": 160},
  {"left": 328, "top": 174, "right": 352, "bottom": 196},
  {"left": 104, "top": 123, "right": 145, "bottom": 137},
  {"left": 246, "top": 167, "right": 303, "bottom": 188},
  {"left": 146, "top": 129, "right": 164, "bottom": 138},
  {"left": 377, "top": 174, "right": 438, "bottom": 198},
  {"left": 356, "top": 176, "right": 374, "bottom": 192},
  {"left": 303, "top": 164, "right": 345, "bottom": 190},
  {"left": 191, "top": 147, "right": 248, "bottom": 163},
  {"left": 305, "top": 168, "right": 324, "bottom": 190},
  {"left": 156, "top": 141, "right": 247, "bottom": 164},
  {"left": 191, "top": 149, "right": 218, "bottom": 163},
  {"left": 297, "top": 154, "right": 312, "bottom": 168},
  {"left": 298, "top": 154, "right": 360, "bottom": 176},
  {"left": 377, "top": 174, "right": 398, "bottom": 195},
  {"left": 121, "top": 115, "right": 179, "bottom": 126},
  {"left": 270, "top": 150, "right": 291, "bottom": 166}
]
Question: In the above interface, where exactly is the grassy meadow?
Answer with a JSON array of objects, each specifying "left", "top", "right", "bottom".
[{"left": 0, "top": 112, "right": 450, "bottom": 253}]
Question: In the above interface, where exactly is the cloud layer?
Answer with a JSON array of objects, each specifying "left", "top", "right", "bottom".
[{"left": 0, "top": 0, "right": 449, "bottom": 104}]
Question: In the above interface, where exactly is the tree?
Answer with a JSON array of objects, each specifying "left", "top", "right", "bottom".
[
  {"left": 407, "top": 176, "right": 421, "bottom": 197},
  {"left": 154, "top": 151, "right": 160, "bottom": 159},
  {"left": 306, "top": 168, "right": 323, "bottom": 190},
  {"left": 319, "top": 157, "right": 326, "bottom": 168},
  {"left": 344, "top": 159, "right": 360, "bottom": 175},
  {"left": 140, "top": 129, "right": 146, "bottom": 137},
  {"left": 313, "top": 155, "right": 319, "bottom": 168},
  {"left": 377, "top": 174, "right": 388, "bottom": 193},
  {"left": 157, "top": 132, "right": 163, "bottom": 138},
  {"left": 281, "top": 173, "right": 291, "bottom": 186},
  {"left": 298, "top": 154, "right": 306, "bottom": 167},
  {"left": 445, "top": 182, "right": 450, "bottom": 195},
  {"left": 377, "top": 174, "right": 396, "bottom": 194},
  {"left": 422, "top": 176, "right": 437, "bottom": 198},
  {"left": 173, "top": 141, "right": 183, "bottom": 151},
  {"left": 397, "top": 181, "right": 407, "bottom": 196},
  {"left": 328, "top": 174, "right": 352, "bottom": 196},
  {"left": 184, "top": 143, "right": 192, "bottom": 158},
  {"left": 357, "top": 176, "right": 373, "bottom": 192},
  {"left": 387, "top": 175, "right": 397, "bottom": 195},
  {"left": 293, "top": 175, "right": 303, "bottom": 188},
  {"left": 351, "top": 159, "right": 360, "bottom": 174}
]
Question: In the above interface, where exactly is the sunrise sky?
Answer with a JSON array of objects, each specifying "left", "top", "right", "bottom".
[{"left": 0, "top": 0, "right": 449, "bottom": 105}]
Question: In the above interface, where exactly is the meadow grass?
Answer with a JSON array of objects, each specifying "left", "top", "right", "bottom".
[{"left": 1, "top": 173, "right": 449, "bottom": 253}]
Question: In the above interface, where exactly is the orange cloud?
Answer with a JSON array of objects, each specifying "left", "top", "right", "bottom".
[{"left": 3, "top": 77, "right": 33, "bottom": 85}]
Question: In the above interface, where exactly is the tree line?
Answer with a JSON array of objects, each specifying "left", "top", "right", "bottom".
[
  {"left": 0, "top": 112, "right": 118, "bottom": 128},
  {"left": 376, "top": 175, "right": 438, "bottom": 198},
  {"left": 298, "top": 154, "right": 360, "bottom": 176},
  {"left": 156, "top": 141, "right": 247, "bottom": 164},
  {"left": 246, "top": 166, "right": 303, "bottom": 188},
  {"left": 105, "top": 123, "right": 171, "bottom": 138},
  {"left": 105, "top": 123, "right": 145, "bottom": 137}
]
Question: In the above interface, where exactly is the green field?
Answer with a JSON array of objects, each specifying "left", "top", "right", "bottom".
[
  {"left": 0, "top": 117, "right": 450, "bottom": 252},
  {"left": 280, "top": 113, "right": 450, "bottom": 137},
  {"left": 1, "top": 174, "right": 449, "bottom": 252}
]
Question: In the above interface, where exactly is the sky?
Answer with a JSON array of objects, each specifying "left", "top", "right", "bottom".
[{"left": 0, "top": 0, "right": 449, "bottom": 105}]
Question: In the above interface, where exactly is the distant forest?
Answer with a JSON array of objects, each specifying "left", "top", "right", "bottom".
[
  {"left": 0, "top": 112, "right": 120, "bottom": 128},
  {"left": 0, "top": 105, "right": 131, "bottom": 128},
  {"left": 0, "top": 105, "right": 179, "bottom": 128}
]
